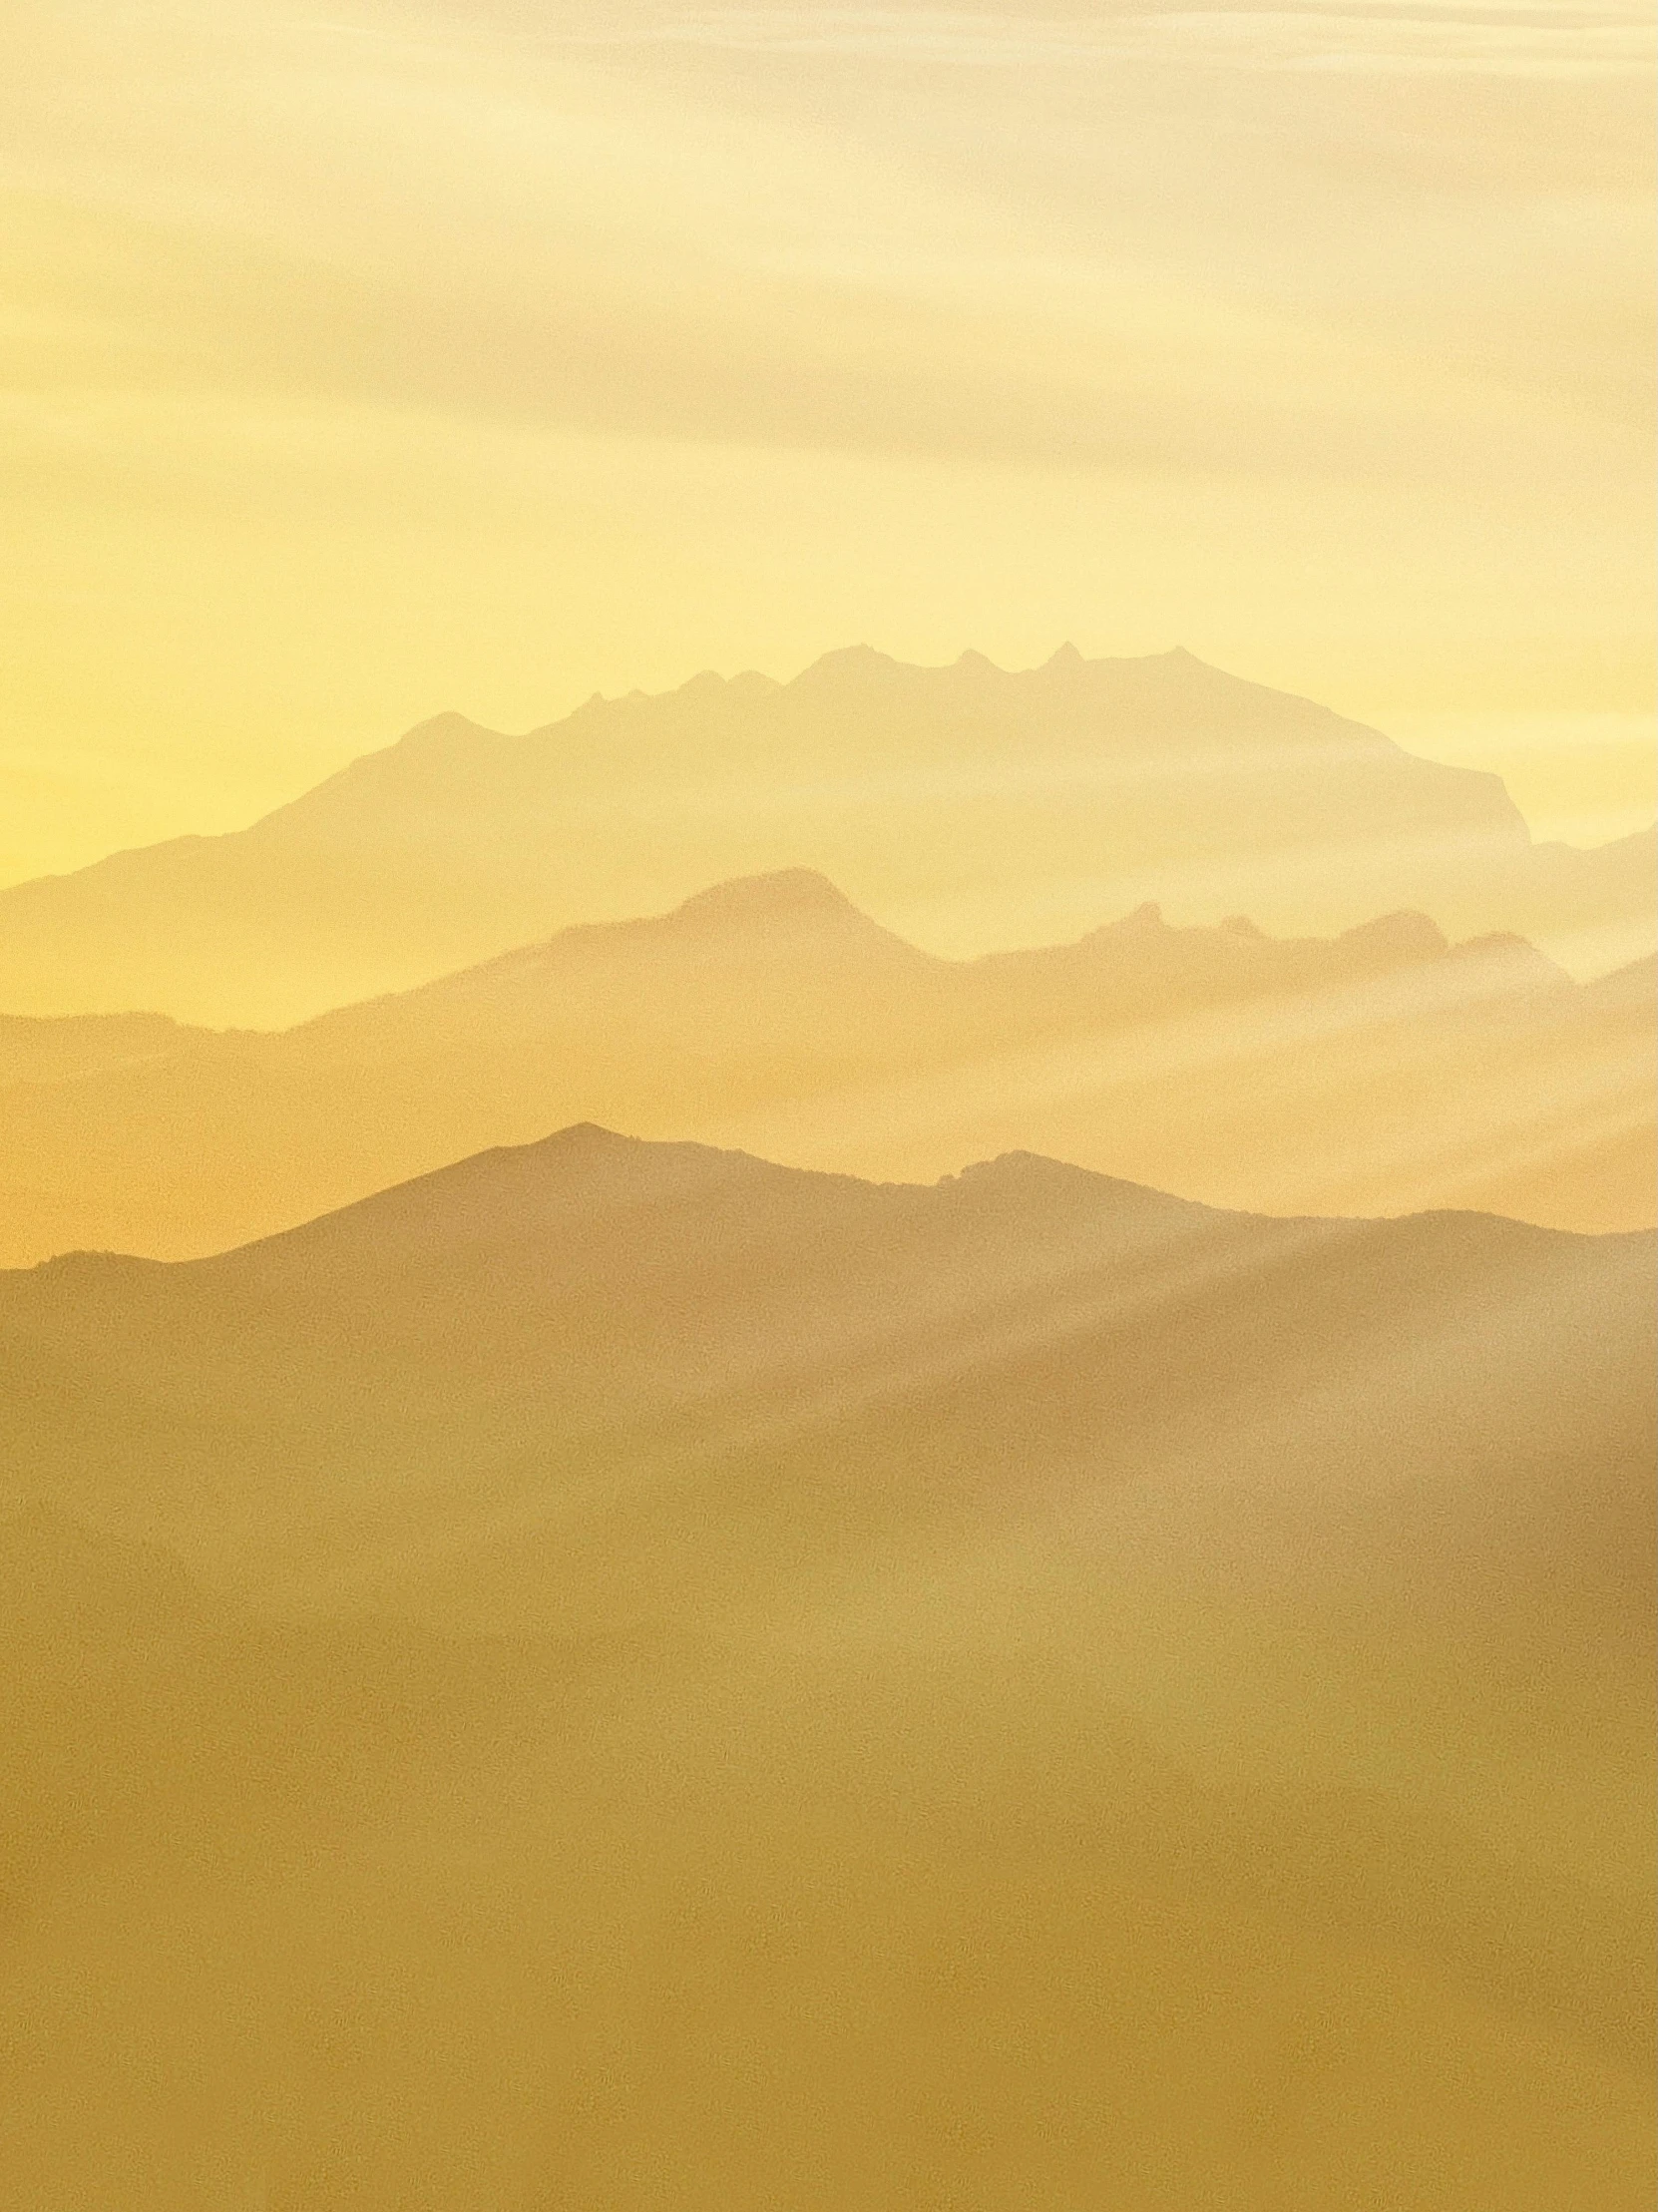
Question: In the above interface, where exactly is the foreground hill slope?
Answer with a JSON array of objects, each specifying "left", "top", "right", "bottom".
[
  {"left": 0, "top": 872, "right": 1648, "bottom": 1262},
  {"left": 2, "top": 647, "right": 1650, "bottom": 1024},
  {"left": 0, "top": 1502, "right": 1647, "bottom": 2212},
  {"left": 1, "top": 1126, "right": 1647, "bottom": 1655},
  {"left": 0, "top": 1131, "right": 1651, "bottom": 2206}
]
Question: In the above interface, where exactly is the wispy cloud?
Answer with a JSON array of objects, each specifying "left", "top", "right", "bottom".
[
  {"left": 573, "top": 3, "right": 1656, "bottom": 78},
  {"left": 0, "top": 0, "right": 1650, "bottom": 873}
]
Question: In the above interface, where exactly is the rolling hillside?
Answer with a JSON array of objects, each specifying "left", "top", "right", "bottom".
[{"left": 0, "top": 1130, "right": 1650, "bottom": 2206}]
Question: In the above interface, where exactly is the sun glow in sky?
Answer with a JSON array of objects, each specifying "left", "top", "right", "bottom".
[{"left": 2, "top": 0, "right": 1652, "bottom": 881}]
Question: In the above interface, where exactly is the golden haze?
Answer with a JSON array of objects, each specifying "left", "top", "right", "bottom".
[
  {"left": 1, "top": 0, "right": 1653, "bottom": 880},
  {"left": 0, "top": 8, "right": 1653, "bottom": 2208},
  {"left": 0, "top": 1131, "right": 1652, "bottom": 2204},
  {"left": 0, "top": 871, "right": 1652, "bottom": 1263}
]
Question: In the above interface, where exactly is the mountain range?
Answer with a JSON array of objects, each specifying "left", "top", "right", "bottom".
[
  {"left": 1, "top": 869, "right": 1648, "bottom": 1264},
  {"left": 0, "top": 1127, "right": 1650, "bottom": 2205},
  {"left": 3, "top": 1122, "right": 1647, "bottom": 1654},
  {"left": 3, "top": 646, "right": 1651, "bottom": 1026},
  {"left": 3, "top": 634, "right": 1653, "bottom": 2207}
]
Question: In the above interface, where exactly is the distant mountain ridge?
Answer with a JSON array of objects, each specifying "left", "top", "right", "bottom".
[
  {"left": 0, "top": 1008, "right": 212, "bottom": 1088},
  {"left": 0, "top": 871, "right": 1647, "bottom": 1262},
  {"left": 2, "top": 645, "right": 1649, "bottom": 1024}
]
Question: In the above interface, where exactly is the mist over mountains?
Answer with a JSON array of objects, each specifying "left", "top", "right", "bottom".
[
  {"left": 1, "top": 640, "right": 1652, "bottom": 2206},
  {"left": 0, "top": 868, "right": 1648, "bottom": 1265},
  {"left": 0, "top": 1127, "right": 1650, "bottom": 2203},
  {"left": 3, "top": 646, "right": 1650, "bottom": 1026},
  {"left": 5, "top": 1119, "right": 1646, "bottom": 1624},
  {"left": 8, "top": 0, "right": 1653, "bottom": 2181}
]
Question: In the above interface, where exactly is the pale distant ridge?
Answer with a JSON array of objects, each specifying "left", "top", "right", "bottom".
[
  {"left": 0, "top": 645, "right": 1648, "bottom": 1026},
  {"left": 0, "top": 1009, "right": 211, "bottom": 1089},
  {"left": 668, "top": 867, "right": 876, "bottom": 924}
]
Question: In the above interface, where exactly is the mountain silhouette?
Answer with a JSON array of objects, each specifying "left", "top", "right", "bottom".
[
  {"left": 0, "top": 1007, "right": 213, "bottom": 1088},
  {"left": 1, "top": 647, "right": 1649, "bottom": 1024},
  {"left": 3, "top": 1126, "right": 1648, "bottom": 1634},
  {"left": 0, "top": 873, "right": 1648, "bottom": 1263},
  {"left": 2, "top": 1131, "right": 1650, "bottom": 2205},
  {"left": 0, "top": 1131, "right": 1651, "bottom": 2207}
]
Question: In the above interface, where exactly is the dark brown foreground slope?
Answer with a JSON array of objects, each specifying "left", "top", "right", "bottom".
[{"left": 0, "top": 1132, "right": 1651, "bottom": 2207}]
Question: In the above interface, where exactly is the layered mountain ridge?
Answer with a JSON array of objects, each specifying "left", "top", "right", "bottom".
[
  {"left": 4, "top": 1120, "right": 1648, "bottom": 1630},
  {"left": 0, "top": 871, "right": 1647, "bottom": 1263},
  {"left": 3, "top": 646, "right": 1649, "bottom": 1025},
  {"left": 2, "top": 641, "right": 1652, "bottom": 2209},
  {"left": 2, "top": 1123, "right": 1651, "bottom": 2207}
]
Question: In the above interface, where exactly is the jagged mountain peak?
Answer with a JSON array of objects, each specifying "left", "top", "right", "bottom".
[{"left": 0, "top": 640, "right": 1639, "bottom": 1028}]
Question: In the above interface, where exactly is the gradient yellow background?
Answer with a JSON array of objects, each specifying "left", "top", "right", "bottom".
[{"left": 2, "top": 0, "right": 1652, "bottom": 882}]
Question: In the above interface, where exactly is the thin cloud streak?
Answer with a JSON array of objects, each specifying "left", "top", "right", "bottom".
[
  {"left": 579, "top": 3, "right": 1655, "bottom": 76},
  {"left": 1, "top": 0, "right": 1649, "bottom": 870}
]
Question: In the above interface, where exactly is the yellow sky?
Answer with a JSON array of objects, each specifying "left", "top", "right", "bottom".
[{"left": 2, "top": 0, "right": 1652, "bottom": 884}]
